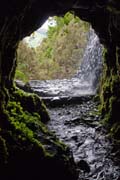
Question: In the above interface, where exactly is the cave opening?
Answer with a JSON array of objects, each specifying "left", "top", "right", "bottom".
[
  {"left": 15, "top": 12, "right": 90, "bottom": 82},
  {"left": 15, "top": 12, "right": 103, "bottom": 99}
]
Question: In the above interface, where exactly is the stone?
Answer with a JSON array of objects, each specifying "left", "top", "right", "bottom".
[{"left": 77, "top": 160, "right": 90, "bottom": 173}]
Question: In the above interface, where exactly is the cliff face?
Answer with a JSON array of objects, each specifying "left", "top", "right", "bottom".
[{"left": 0, "top": 0, "right": 120, "bottom": 179}]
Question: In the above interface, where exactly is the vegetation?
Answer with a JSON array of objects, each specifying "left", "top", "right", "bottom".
[
  {"left": 15, "top": 42, "right": 41, "bottom": 82},
  {"left": 100, "top": 47, "right": 120, "bottom": 141},
  {"left": 0, "top": 88, "right": 50, "bottom": 164},
  {"left": 0, "top": 88, "right": 78, "bottom": 179},
  {"left": 16, "top": 12, "right": 89, "bottom": 81}
]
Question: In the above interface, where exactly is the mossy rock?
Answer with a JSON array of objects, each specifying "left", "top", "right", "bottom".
[
  {"left": 10, "top": 88, "right": 50, "bottom": 123},
  {"left": 100, "top": 47, "right": 120, "bottom": 142},
  {"left": 110, "top": 123, "right": 120, "bottom": 140},
  {"left": 0, "top": 88, "right": 78, "bottom": 180}
]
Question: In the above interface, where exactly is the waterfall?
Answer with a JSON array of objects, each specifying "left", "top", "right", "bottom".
[
  {"left": 24, "top": 28, "right": 103, "bottom": 98},
  {"left": 75, "top": 28, "right": 103, "bottom": 91}
]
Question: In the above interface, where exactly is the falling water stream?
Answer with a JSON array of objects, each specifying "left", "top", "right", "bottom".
[{"left": 24, "top": 29, "right": 120, "bottom": 180}]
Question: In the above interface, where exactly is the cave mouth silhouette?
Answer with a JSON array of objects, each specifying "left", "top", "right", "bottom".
[{"left": 0, "top": 1, "right": 120, "bottom": 180}]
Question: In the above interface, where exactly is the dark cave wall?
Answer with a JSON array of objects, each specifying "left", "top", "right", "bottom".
[
  {"left": 100, "top": 44, "right": 120, "bottom": 139},
  {"left": 0, "top": 2, "right": 80, "bottom": 179},
  {"left": 0, "top": 1, "right": 120, "bottom": 135},
  {"left": 86, "top": 2, "right": 120, "bottom": 138},
  {"left": 0, "top": 0, "right": 120, "bottom": 178},
  {"left": 0, "top": 1, "right": 51, "bottom": 114}
]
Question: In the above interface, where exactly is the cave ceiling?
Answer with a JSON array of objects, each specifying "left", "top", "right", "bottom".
[{"left": 0, "top": 0, "right": 120, "bottom": 46}]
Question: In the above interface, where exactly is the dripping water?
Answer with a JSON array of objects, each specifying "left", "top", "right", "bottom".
[{"left": 75, "top": 28, "right": 103, "bottom": 91}]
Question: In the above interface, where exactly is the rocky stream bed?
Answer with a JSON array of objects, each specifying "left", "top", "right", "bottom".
[
  {"left": 16, "top": 78, "right": 120, "bottom": 180},
  {"left": 46, "top": 96, "right": 120, "bottom": 180}
]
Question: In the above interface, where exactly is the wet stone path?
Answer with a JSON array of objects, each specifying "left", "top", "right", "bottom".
[{"left": 46, "top": 97, "right": 120, "bottom": 180}]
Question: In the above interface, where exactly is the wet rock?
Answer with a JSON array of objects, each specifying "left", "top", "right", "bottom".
[
  {"left": 71, "top": 135, "right": 78, "bottom": 142},
  {"left": 117, "top": 176, "right": 120, "bottom": 180},
  {"left": 77, "top": 141, "right": 84, "bottom": 148},
  {"left": 66, "top": 111, "right": 71, "bottom": 115},
  {"left": 15, "top": 80, "right": 25, "bottom": 89},
  {"left": 77, "top": 160, "right": 90, "bottom": 173},
  {"left": 47, "top": 100, "right": 120, "bottom": 180},
  {"left": 15, "top": 80, "right": 33, "bottom": 93}
]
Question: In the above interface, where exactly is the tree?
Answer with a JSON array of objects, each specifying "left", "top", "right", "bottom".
[
  {"left": 16, "top": 41, "right": 41, "bottom": 81},
  {"left": 16, "top": 12, "right": 90, "bottom": 81},
  {"left": 36, "top": 12, "right": 89, "bottom": 79}
]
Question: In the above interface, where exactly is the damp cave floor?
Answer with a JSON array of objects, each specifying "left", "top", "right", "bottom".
[{"left": 46, "top": 97, "right": 120, "bottom": 180}]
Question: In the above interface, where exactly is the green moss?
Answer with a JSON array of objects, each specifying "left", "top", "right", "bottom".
[
  {"left": 11, "top": 88, "right": 50, "bottom": 123},
  {"left": 4, "top": 100, "right": 49, "bottom": 158},
  {"left": 0, "top": 87, "right": 72, "bottom": 169},
  {"left": 99, "top": 46, "right": 120, "bottom": 141},
  {"left": 110, "top": 123, "right": 120, "bottom": 141},
  {"left": 111, "top": 75, "right": 120, "bottom": 96},
  {"left": 7, "top": 98, "right": 65, "bottom": 155}
]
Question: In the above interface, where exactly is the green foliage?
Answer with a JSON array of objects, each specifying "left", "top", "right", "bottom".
[
  {"left": 15, "top": 41, "right": 42, "bottom": 81},
  {"left": 15, "top": 69, "right": 28, "bottom": 82},
  {"left": 16, "top": 12, "right": 89, "bottom": 81},
  {"left": 36, "top": 12, "right": 89, "bottom": 80}
]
